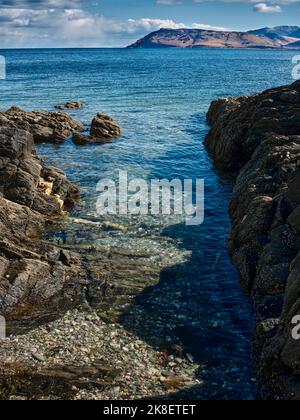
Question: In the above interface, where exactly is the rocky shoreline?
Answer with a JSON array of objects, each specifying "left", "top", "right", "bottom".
[
  {"left": 2, "top": 81, "right": 300, "bottom": 400},
  {"left": 0, "top": 107, "right": 201, "bottom": 400},
  {"left": 205, "top": 81, "right": 300, "bottom": 400},
  {"left": 0, "top": 123, "right": 85, "bottom": 327}
]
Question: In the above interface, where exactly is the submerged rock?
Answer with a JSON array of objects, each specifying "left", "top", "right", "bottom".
[
  {"left": 205, "top": 80, "right": 300, "bottom": 400},
  {"left": 0, "top": 107, "right": 84, "bottom": 144},
  {"left": 72, "top": 132, "right": 113, "bottom": 146}
]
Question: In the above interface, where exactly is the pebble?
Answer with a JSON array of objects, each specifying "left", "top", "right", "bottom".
[
  {"left": 186, "top": 353, "right": 195, "bottom": 363},
  {"left": 0, "top": 310, "right": 200, "bottom": 400},
  {"left": 32, "top": 353, "right": 46, "bottom": 362}
]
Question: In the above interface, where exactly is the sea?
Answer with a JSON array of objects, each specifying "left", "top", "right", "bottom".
[{"left": 0, "top": 48, "right": 296, "bottom": 399}]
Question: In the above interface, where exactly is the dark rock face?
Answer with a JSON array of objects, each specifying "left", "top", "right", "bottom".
[
  {"left": 72, "top": 113, "right": 121, "bottom": 145},
  {"left": 0, "top": 107, "right": 84, "bottom": 144},
  {"left": 205, "top": 80, "right": 300, "bottom": 400},
  {"left": 0, "top": 123, "right": 83, "bottom": 329},
  {"left": 0, "top": 126, "right": 79, "bottom": 215}
]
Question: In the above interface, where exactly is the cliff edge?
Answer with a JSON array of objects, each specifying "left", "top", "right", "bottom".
[{"left": 205, "top": 81, "right": 300, "bottom": 400}]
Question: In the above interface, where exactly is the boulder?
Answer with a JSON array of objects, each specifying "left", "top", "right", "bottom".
[
  {"left": 72, "top": 113, "right": 121, "bottom": 145},
  {"left": 55, "top": 101, "right": 85, "bottom": 110},
  {"left": 90, "top": 113, "right": 121, "bottom": 140}
]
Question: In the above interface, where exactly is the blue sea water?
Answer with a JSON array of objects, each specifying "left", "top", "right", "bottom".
[{"left": 0, "top": 48, "right": 296, "bottom": 400}]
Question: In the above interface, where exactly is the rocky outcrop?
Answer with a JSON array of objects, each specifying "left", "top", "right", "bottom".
[
  {"left": 205, "top": 80, "right": 300, "bottom": 400},
  {"left": 0, "top": 123, "right": 84, "bottom": 330},
  {"left": 55, "top": 101, "right": 85, "bottom": 110},
  {"left": 0, "top": 107, "right": 84, "bottom": 145},
  {"left": 72, "top": 113, "right": 121, "bottom": 145},
  {"left": 0, "top": 126, "right": 79, "bottom": 215}
]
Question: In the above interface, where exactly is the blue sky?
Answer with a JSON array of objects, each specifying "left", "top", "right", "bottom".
[{"left": 0, "top": 0, "right": 299, "bottom": 47}]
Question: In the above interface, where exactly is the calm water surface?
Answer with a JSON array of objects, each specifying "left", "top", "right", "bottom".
[{"left": 0, "top": 48, "right": 295, "bottom": 399}]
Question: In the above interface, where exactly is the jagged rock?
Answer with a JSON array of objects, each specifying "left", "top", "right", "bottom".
[
  {"left": 72, "top": 113, "right": 121, "bottom": 145},
  {"left": 0, "top": 127, "right": 79, "bottom": 215},
  {"left": 205, "top": 80, "right": 300, "bottom": 400},
  {"left": 90, "top": 113, "right": 121, "bottom": 140},
  {"left": 0, "top": 107, "right": 84, "bottom": 144},
  {"left": 54, "top": 101, "right": 85, "bottom": 110},
  {"left": 0, "top": 122, "right": 84, "bottom": 329},
  {"left": 205, "top": 81, "right": 300, "bottom": 172}
]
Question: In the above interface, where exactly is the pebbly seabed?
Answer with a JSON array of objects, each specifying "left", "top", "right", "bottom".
[{"left": 0, "top": 105, "right": 253, "bottom": 400}]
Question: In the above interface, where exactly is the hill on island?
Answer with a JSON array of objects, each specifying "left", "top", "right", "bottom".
[{"left": 127, "top": 26, "right": 300, "bottom": 49}]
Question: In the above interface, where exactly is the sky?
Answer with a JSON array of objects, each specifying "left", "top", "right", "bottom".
[{"left": 0, "top": 0, "right": 299, "bottom": 48}]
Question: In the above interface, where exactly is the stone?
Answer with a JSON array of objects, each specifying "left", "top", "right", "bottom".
[
  {"left": 72, "top": 113, "right": 121, "bottom": 145},
  {"left": 90, "top": 113, "right": 121, "bottom": 140},
  {"left": 55, "top": 101, "right": 85, "bottom": 110},
  {"left": 32, "top": 353, "right": 46, "bottom": 363}
]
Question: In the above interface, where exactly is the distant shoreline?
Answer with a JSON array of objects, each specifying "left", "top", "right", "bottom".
[
  {"left": 128, "top": 26, "right": 300, "bottom": 50},
  {"left": 0, "top": 47, "right": 299, "bottom": 51}
]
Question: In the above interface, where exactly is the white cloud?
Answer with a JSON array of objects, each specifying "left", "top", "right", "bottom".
[
  {"left": 253, "top": 2, "right": 282, "bottom": 12},
  {"left": 0, "top": 0, "right": 298, "bottom": 48},
  {"left": 124, "top": 18, "right": 228, "bottom": 32},
  {"left": 158, "top": 0, "right": 299, "bottom": 4},
  {"left": 156, "top": 0, "right": 182, "bottom": 4},
  {"left": 0, "top": 6, "right": 231, "bottom": 48}
]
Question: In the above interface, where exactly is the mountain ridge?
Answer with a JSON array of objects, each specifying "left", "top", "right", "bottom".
[{"left": 127, "top": 26, "right": 300, "bottom": 49}]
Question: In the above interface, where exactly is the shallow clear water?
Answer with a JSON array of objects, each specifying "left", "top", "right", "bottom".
[{"left": 0, "top": 48, "right": 296, "bottom": 399}]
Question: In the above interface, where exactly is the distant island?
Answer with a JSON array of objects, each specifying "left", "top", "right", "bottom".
[{"left": 127, "top": 25, "right": 300, "bottom": 49}]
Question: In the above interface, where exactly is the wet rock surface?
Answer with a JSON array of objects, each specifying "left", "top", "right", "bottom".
[
  {"left": 205, "top": 80, "right": 300, "bottom": 400},
  {"left": 0, "top": 107, "right": 84, "bottom": 144}
]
